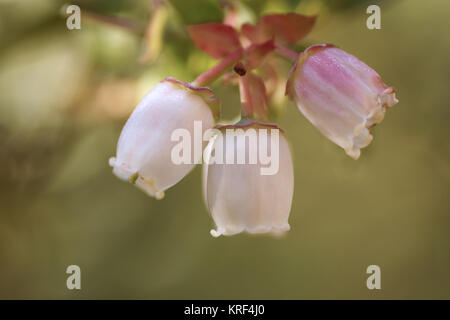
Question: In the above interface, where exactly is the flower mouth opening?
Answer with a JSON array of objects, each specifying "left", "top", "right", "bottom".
[
  {"left": 109, "top": 157, "right": 165, "bottom": 200},
  {"left": 346, "top": 87, "right": 398, "bottom": 160},
  {"left": 210, "top": 223, "right": 291, "bottom": 238}
]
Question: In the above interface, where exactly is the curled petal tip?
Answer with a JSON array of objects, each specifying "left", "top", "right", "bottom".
[
  {"left": 379, "top": 87, "right": 399, "bottom": 108},
  {"left": 210, "top": 229, "right": 222, "bottom": 238},
  {"left": 108, "top": 157, "right": 116, "bottom": 167},
  {"left": 155, "top": 191, "right": 165, "bottom": 200}
]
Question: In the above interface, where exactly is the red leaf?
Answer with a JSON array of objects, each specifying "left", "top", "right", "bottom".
[
  {"left": 244, "top": 38, "right": 275, "bottom": 70},
  {"left": 187, "top": 23, "right": 242, "bottom": 59},
  {"left": 241, "top": 23, "right": 265, "bottom": 43},
  {"left": 242, "top": 13, "right": 317, "bottom": 45}
]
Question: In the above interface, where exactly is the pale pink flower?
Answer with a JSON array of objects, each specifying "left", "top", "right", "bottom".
[
  {"left": 286, "top": 44, "right": 398, "bottom": 159},
  {"left": 203, "top": 121, "right": 294, "bottom": 237},
  {"left": 109, "top": 77, "right": 219, "bottom": 199}
]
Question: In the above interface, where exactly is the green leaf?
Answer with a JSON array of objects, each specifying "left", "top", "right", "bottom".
[{"left": 168, "top": 0, "right": 223, "bottom": 24}]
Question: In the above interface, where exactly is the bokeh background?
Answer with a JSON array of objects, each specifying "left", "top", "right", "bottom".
[{"left": 0, "top": 0, "right": 449, "bottom": 299}]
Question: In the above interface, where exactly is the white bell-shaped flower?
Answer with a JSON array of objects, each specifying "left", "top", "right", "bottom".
[
  {"left": 203, "top": 120, "right": 294, "bottom": 237},
  {"left": 109, "top": 77, "right": 219, "bottom": 199},
  {"left": 286, "top": 44, "right": 399, "bottom": 159}
]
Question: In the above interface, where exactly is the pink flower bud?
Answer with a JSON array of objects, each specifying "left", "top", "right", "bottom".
[
  {"left": 203, "top": 120, "right": 294, "bottom": 237},
  {"left": 286, "top": 44, "right": 398, "bottom": 159},
  {"left": 109, "top": 78, "right": 219, "bottom": 199}
]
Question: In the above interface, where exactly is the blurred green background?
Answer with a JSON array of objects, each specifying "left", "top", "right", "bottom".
[{"left": 0, "top": 0, "right": 449, "bottom": 299}]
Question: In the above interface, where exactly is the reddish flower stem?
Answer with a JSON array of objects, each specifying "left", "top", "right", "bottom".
[
  {"left": 192, "top": 49, "right": 244, "bottom": 87},
  {"left": 238, "top": 74, "right": 254, "bottom": 118},
  {"left": 274, "top": 44, "right": 299, "bottom": 61}
]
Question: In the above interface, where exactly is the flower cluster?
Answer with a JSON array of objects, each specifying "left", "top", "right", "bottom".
[{"left": 109, "top": 13, "right": 398, "bottom": 237}]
